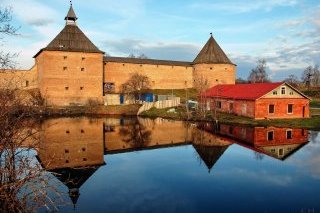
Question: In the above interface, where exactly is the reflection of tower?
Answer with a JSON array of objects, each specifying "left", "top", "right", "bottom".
[
  {"left": 193, "top": 145, "right": 229, "bottom": 173},
  {"left": 192, "top": 125, "right": 231, "bottom": 173},
  {"left": 52, "top": 167, "right": 100, "bottom": 209}
]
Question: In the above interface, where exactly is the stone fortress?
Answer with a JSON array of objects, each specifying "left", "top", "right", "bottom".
[{"left": 0, "top": 4, "right": 236, "bottom": 106}]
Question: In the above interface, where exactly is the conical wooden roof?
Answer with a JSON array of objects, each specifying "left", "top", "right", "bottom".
[
  {"left": 193, "top": 35, "right": 234, "bottom": 65},
  {"left": 65, "top": 5, "right": 77, "bottom": 21}
]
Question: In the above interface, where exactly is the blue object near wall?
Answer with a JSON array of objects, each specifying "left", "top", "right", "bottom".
[
  {"left": 141, "top": 93, "right": 154, "bottom": 102},
  {"left": 120, "top": 95, "right": 124, "bottom": 104}
]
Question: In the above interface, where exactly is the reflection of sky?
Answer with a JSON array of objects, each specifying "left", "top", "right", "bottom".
[{"left": 56, "top": 132, "right": 320, "bottom": 213}]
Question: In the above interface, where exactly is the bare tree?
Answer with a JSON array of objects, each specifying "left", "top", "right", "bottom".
[
  {"left": 137, "top": 53, "right": 148, "bottom": 59},
  {"left": 0, "top": 7, "right": 65, "bottom": 212},
  {"left": 120, "top": 73, "right": 151, "bottom": 103},
  {"left": 0, "top": 7, "right": 18, "bottom": 71},
  {"left": 128, "top": 53, "right": 136, "bottom": 58},
  {"left": 247, "top": 59, "right": 269, "bottom": 83},
  {"left": 301, "top": 66, "right": 314, "bottom": 88},
  {"left": 194, "top": 75, "right": 210, "bottom": 119},
  {"left": 284, "top": 74, "right": 300, "bottom": 88}
]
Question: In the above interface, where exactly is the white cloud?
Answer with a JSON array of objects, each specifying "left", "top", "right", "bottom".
[{"left": 190, "top": 0, "right": 298, "bottom": 13}]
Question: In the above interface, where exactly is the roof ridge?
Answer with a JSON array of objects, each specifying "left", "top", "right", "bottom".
[{"left": 193, "top": 35, "right": 234, "bottom": 65}]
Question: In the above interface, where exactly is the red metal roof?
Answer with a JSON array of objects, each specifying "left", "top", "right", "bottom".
[{"left": 202, "top": 82, "right": 284, "bottom": 100}]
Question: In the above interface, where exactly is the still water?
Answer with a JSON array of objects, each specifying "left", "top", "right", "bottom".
[{"left": 36, "top": 117, "right": 319, "bottom": 213}]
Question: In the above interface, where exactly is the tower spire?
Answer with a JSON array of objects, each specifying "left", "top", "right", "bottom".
[{"left": 65, "top": 1, "right": 78, "bottom": 25}]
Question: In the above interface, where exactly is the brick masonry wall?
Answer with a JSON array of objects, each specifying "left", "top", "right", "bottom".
[
  {"left": 104, "top": 62, "right": 194, "bottom": 92},
  {"left": 193, "top": 63, "right": 236, "bottom": 88},
  {"left": 36, "top": 51, "right": 104, "bottom": 106},
  {"left": 255, "top": 98, "right": 310, "bottom": 119},
  {"left": 210, "top": 99, "right": 255, "bottom": 118},
  {"left": 0, "top": 66, "right": 38, "bottom": 89}
]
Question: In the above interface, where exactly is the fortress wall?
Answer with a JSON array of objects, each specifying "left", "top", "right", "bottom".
[
  {"left": 36, "top": 51, "right": 104, "bottom": 106},
  {"left": 104, "top": 62, "right": 194, "bottom": 92},
  {"left": 0, "top": 65, "right": 38, "bottom": 89},
  {"left": 193, "top": 64, "right": 236, "bottom": 88}
]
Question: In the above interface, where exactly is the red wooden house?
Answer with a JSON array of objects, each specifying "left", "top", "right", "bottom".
[{"left": 202, "top": 82, "right": 310, "bottom": 119}]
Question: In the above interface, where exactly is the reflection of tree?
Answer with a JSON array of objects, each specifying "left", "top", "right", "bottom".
[
  {"left": 119, "top": 119, "right": 152, "bottom": 148},
  {"left": 254, "top": 151, "right": 264, "bottom": 161},
  {"left": 310, "top": 131, "right": 319, "bottom": 144},
  {"left": 0, "top": 119, "right": 64, "bottom": 212}
]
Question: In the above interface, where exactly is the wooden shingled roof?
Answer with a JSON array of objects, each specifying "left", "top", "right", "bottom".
[
  {"left": 33, "top": 25, "right": 104, "bottom": 57},
  {"left": 193, "top": 35, "right": 234, "bottom": 65},
  {"left": 104, "top": 56, "right": 192, "bottom": 66}
]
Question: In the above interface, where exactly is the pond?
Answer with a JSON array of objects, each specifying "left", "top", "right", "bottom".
[{"left": 3, "top": 116, "right": 320, "bottom": 213}]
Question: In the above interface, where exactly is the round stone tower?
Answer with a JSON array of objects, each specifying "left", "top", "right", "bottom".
[{"left": 192, "top": 34, "right": 236, "bottom": 88}]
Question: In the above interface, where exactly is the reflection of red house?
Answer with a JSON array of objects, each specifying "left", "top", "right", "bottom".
[
  {"left": 218, "top": 124, "right": 309, "bottom": 160},
  {"left": 203, "top": 82, "right": 310, "bottom": 119}
]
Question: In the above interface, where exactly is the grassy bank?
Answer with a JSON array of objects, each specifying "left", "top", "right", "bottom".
[
  {"left": 40, "top": 104, "right": 141, "bottom": 117},
  {"left": 140, "top": 106, "right": 320, "bottom": 130},
  {"left": 311, "top": 99, "right": 320, "bottom": 108}
]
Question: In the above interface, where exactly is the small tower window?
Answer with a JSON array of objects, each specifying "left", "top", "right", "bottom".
[
  {"left": 122, "top": 64, "right": 125, "bottom": 66},
  {"left": 66, "top": 130, "right": 70, "bottom": 134},
  {"left": 25, "top": 81, "right": 29, "bottom": 87},
  {"left": 63, "top": 67, "right": 67, "bottom": 71},
  {"left": 80, "top": 86, "right": 84, "bottom": 90},
  {"left": 81, "top": 68, "right": 85, "bottom": 71},
  {"left": 63, "top": 56, "right": 67, "bottom": 60},
  {"left": 65, "top": 86, "right": 69, "bottom": 90},
  {"left": 140, "top": 64, "right": 143, "bottom": 67},
  {"left": 82, "top": 148, "right": 86, "bottom": 152},
  {"left": 82, "top": 57, "right": 85, "bottom": 61},
  {"left": 210, "top": 67, "right": 213, "bottom": 70},
  {"left": 81, "top": 129, "right": 85, "bottom": 133}
]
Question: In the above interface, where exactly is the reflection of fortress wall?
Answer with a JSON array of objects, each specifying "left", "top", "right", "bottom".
[
  {"left": 105, "top": 118, "right": 192, "bottom": 153},
  {"left": 38, "top": 118, "right": 105, "bottom": 170}
]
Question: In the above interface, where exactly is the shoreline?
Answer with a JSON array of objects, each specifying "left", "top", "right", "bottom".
[{"left": 25, "top": 105, "right": 320, "bottom": 130}]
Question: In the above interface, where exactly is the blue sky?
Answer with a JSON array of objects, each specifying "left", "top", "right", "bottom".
[{"left": 1, "top": 0, "right": 320, "bottom": 81}]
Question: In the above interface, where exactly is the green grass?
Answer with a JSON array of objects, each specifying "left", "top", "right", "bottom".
[
  {"left": 311, "top": 99, "right": 320, "bottom": 108},
  {"left": 141, "top": 106, "right": 320, "bottom": 130}
]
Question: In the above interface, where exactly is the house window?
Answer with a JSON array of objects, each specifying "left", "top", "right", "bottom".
[
  {"left": 273, "top": 91, "right": 277, "bottom": 95},
  {"left": 63, "top": 66, "right": 67, "bottom": 71},
  {"left": 65, "top": 86, "right": 69, "bottom": 90},
  {"left": 269, "top": 104, "right": 275, "bottom": 114},
  {"left": 287, "top": 104, "right": 293, "bottom": 114},
  {"left": 216, "top": 101, "right": 222, "bottom": 109},
  {"left": 279, "top": 149, "right": 284, "bottom": 156},
  {"left": 81, "top": 67, "right": 85, "bottom": 71},
  {"left": 271, "top": 148, "right": 276, "bottom": 153},
  {"left": 229, "top": 103, "right": 234, "bottom": 112},
  {"left": 286, "top": 129, "right": 292, "bottom": 139},
  {"left": 25, "top": 81, "right": 29, "bottom": 87},
  {"left": 229, "top": 126, "right": 233, "bottom": 134},
  {"left": 281, "top": 87, "right": 286, "bottom": 94},
  {"left": 267, "top": 131, "right": 274, "bottom": 141},
  {"left": 289, "top": 91, "right": 294, "bottom": 95}
]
